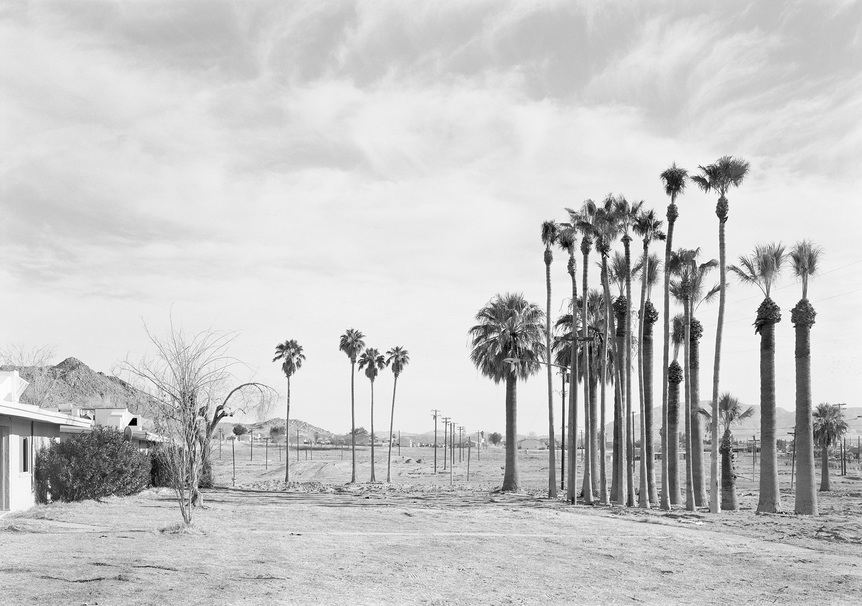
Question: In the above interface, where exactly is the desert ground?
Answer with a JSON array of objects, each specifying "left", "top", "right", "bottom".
[{"left": 1, "top": 443, "right": 861, "bottom": 605}]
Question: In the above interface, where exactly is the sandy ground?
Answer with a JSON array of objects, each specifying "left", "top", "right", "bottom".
[{"left": 1, "top": 444, "right": 860, "bottom": 605}]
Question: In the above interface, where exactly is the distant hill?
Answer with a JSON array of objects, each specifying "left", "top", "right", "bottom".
[
  {"left": 0, "top": 357, "right": 155, "bottom": 414},
  {"left": 235, "top": 417, "right": 338, "bottom": 443}
]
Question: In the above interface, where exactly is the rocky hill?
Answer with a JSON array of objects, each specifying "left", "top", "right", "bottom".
[{"left": 0, "top": 357, "right": 154, "bottom": 414}]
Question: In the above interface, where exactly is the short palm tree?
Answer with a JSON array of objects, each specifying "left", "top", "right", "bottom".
[
  {"left": 667, "top": 315, "right": 685, "bottom": 505},
  {"left": 639, "top": 252, "right": 662, "bottom": 505},
  {"left": 790, "top": 240, "right": 822, "bottom": 514},
  {"left": 541, "top": 220, "right": 560, "bottom": 498},
  {"left": 659, "top": 162, "right": 688, "bottom": 510},
  {"left": 729, "top": 242, "right": 786, "bottom": 513},
  {"left": 692, "top": 155, "right": 750, "bottom": 514},
  {"left": 273, "top": 339, "right": 305, "bottom": 483},
  {"left": 339, "top": 329, "right": 366, "bottom": 483},
  {"left": 813, "top": 403, "right": 848, "bottom": 492},
  {"left": 633, "top": 208, "right": 665, "bottom": 508},
  {"left": 715, "top": 393, "right": 753, "bottom": 510},
  {"left": 469, "top": 293, "right": 544, "bottom": 492},
  {"left": 385, "top": 346, "right": 410, "bottom": 483},
  {"left": 358, "top": 347, "right": 386, "bottom": 483}
]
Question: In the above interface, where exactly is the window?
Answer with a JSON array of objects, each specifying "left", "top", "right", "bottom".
[{"left": 21, "top": 437, "right": 30, "bottom": 473}]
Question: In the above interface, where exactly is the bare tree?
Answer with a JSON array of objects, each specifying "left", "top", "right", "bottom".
[{"left": 124, "top": 323, "right": 274, "bottom": 526}]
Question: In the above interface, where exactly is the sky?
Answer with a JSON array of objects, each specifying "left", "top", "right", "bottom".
[{"left": 1, "top": 0, "right": 861, "bottom": 437}]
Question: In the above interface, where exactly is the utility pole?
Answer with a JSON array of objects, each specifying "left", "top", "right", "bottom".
[
  {"left": 450, "top": 420, "right": 454, "bottom": 486},
  {"left": 467, "top": 433, "right": 472, "bottom": 482},
  {"left": 789, "top": 428, "right": 796, "bottom": 491},
  {"left": 752, "top": 435, "right": 758, "bottom": 476},
  {"left": 837, "top": 403, "right": 846, "bottom": 475},
  {"left": 219, "top": 428, "right": 223, "bottom": 459},
  {"left": 477, "top": 431, "right": 481, "bottom": 462},
  {"left": 432, "top": 410, "right": 440, "bottom": 474},
  {"left": 231, "top": 437, "right": 236, "bottom": 487},
  {"left": 250, "top": 431, "right": 253, "bottom": 461},
  {"left": 296, "top": 427, "right": 300, "bottom": 462},
  {"left": 458, "top": 426, "right": 464, "bottom": 462},
  {"left": 398, "top": 430, "right": 401, "bottom": 456},
  {"left": 265, "top": 437, "right": 269, "bottom": 470},
  {"left": 442, "top": 417, "right": 451, "bottom": 471}
]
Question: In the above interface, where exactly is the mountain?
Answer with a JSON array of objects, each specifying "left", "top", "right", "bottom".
[
  {"left": 0, "top": 357, "right": 155, "bottom": 414},
  {"left": 239, "top": 417, "right": 337, "bottom": 442}
]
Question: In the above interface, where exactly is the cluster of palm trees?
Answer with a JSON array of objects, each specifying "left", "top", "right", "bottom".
[
  {"left": 470, "top": 156, "right": 831, "bottom": 515},
  {"left": 273, "top": 334, "right": 409, "bottom": 484},
  {"left": 338, "top": 329, "right": 410, "bottom": 484}
]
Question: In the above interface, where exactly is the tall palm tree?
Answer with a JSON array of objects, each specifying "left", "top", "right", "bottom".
[
  {"left": 633, "top": 208, "right": 665, "bottom": 508},
  {"left": 273, "top": 339, "right": 305, "bottom": 483},
  {"left": 667, "top": 314, "right": 685, "bottom": 505},
  {"left": 594, "top": 200, "right": 622, "bottom": 504},
  {"left": 385, "top": 346, "right": 410, "bottom": 483},
  {"left": 813, "top": 403, "right": 848, "bottom": 492},
  {"left": 339, "top": 329, "right": 366, "bottom": 483},
  {"left": 557, "top": 227, "right": 580, "bottom": 503},
  {"left": 612, "top": 195, "right": 644, "bottom": 507},
  {"left": 790, "top": 240, "right": 822, "bottom": 514},
  {"left": 659, "top": 163, "right": 688, "bottom": 510},
  {"left": 692, "top": 155, "right": 750, "bottom": 514},
  {"left": 469, "top": 293, "right": 545, "bottom": 492},
  {"left": 711, "top": 393, "right": 754, "bottom": 511},
  {"left": 541, "top": 220, "right": 560, "bottom": 498},
  {"left": 569, "top": 200, "right": 599, "bottom": 504},
  {"left": 669, "top": 248, "right": 700, "bottom": 511},
  {"left": 358, "top": 347, "right": 386, "bottom": 483},
  {"left": 729, "top": 242, "right": 786, "bottom": 513}
]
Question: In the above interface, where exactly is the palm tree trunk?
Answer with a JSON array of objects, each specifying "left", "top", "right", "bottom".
[
  {"left": 668, "top": 364, "right": 682, "bottom": 505},
  {"left": 623, "top": 237, "right": 635, "bottom": 507},
  {"left": 370, "top": 379, "right": 376, "bottom": 483},
  {"left": 599, "top": 310, "right": 609, "bottom": 505},
  {"left": 582, "top": 249, "right": 594, "bottom": 504},
  {"left": 690, "top": 318, "right": 706, "bottom": 507},
  {"left": 709, "top": 197, "right": 728, "bottom": 514},
  {"left": 561, "top": 372, "right": 566, "bottom": 491},
  {"left": 756, "top": 300, "right": 781, "bottom": 513},
  {"left": 820, "top": 441, "right": 831, "bottom": 491},
  {"left": 285, "top": 376, "right": 291, "bottom": 483},
  {"left": 661, "top": 202, "right": 677, "bottom": 511},
  {"left": 644, "top": 304, "right": 658, "bottom": 505},
  {"left": 637, "top": 246, "right": 650, "bottom": 508},
  {"left": 612, "top": 294, "right": 627, "bottom": 506},
  {"left": 567, "top": 255, "right": 579, "bottom": 504},
  {"left": 386, "top": 375, "right": 398, "bottom": 483},
  {"left": 350, "top": 362, "right": 357, "bottom": 483},
  {"left": 545, "top": 255, "right": 557, "bottom": 498},
  {"left": 793, "top": 300, "right": 817, "bottom": 514},
  {"left": 683, "top": 299, "right": 695, "bottom": 511},
  {"left": 503, "top": 373, "right": 520, "bottom": 492},
  {"left": 720, "top": 429, "right": 738, "bottom": 510}
]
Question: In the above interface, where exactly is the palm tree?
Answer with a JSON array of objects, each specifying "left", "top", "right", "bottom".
[
  {"left": 639, "top": 252, "right": 662, "bottom": 505},
  {"left": 273, "top": 339, "right": 305, "bottom": 483},
  {"left": 569, "top": 200, "right": 599, "bottom": 504},
  {"left": 358, "top": 347, "right": 386, "bottom": 483},
  {"left": 612, "top": 195, "right": 644, "bottom": 507},
  {"left": 557, "top": 227, "right": 580, "bottom": 503},
  {"left": 729, "top": 242, "right": 786, "bottom": 513},
  {"left": 692, "top": 155, "right": 750, "bottom": 514},
  {"left": 790, "top": 240, "right": 822, "bottom": 514},
  {"left": 667, "top": 314, "right": 685, "bottom": 505},
  {"left": 813, "top": 403, "right": 848, "bottom": 492},
  {"left": 714, "top": 393, "right": 753, "bottom": 510},
  {"left": 659, "top": 163, "right": 688, "bottom": 510},
  {"left": 594, "top": 200, "right": 621, "bottom": 504},
  {"left": 633, "top": 208, "right": 665, "bottom": 508},
  {"left": 385, "top": 346, "right": 410, "bottom": 483},
  {"left": 669, "top": 248, "right": 699, "bottom": 511},
  {"left": 469, "top": 293, "right": 545, "bottom": 492},
  {"left": 541, "top": 220, "right": 560, "bottom": 498},
  {"left": 339, "top": 329, "right": 366, "bottom": 483}
]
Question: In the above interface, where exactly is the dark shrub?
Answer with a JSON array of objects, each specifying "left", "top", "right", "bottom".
[
  {"left": 150, "top": 446, "right": 174, "bottom": 488},
  {"left": 35, "top": 427, "right": 151, "bottom": 503}
]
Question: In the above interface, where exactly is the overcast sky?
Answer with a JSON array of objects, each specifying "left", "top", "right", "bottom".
[{"left": 2, "top": 0, "right": 860, "bottom": 436}]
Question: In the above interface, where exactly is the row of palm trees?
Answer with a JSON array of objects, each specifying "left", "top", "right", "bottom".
[
  {"left": 470, "top": 156, "right": 832, "bottom": 515},
  {"left": 273, "top": 335, "right": 409, "bottom": 484},
  {"left": 338, "top": 330, "right": 410, "bottom": 483}
]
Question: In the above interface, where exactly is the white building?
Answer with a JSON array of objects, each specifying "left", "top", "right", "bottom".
[{"left": 0, "top": 370, "right": 91, "bottom": 511}]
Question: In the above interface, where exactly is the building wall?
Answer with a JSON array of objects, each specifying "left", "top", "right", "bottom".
[{"left": 0, "top": 415, "right": 65, "bottom": 512}]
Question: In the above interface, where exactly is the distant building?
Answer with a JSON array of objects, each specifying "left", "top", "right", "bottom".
[{"left": 517, "top": 438, "right": 545, "bottom": 450}]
